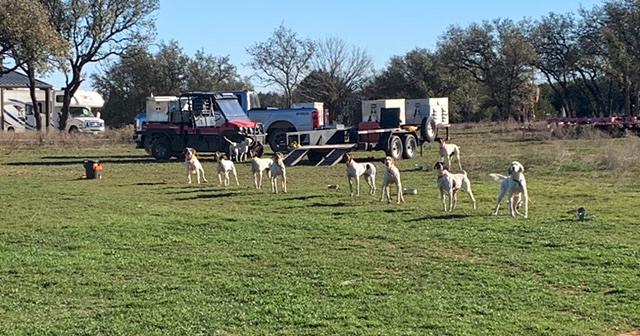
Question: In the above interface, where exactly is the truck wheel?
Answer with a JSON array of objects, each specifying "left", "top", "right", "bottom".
[
  {"left": 69, "top": 126, "right": 79, "bottom": 134},
  {"left": 150, "top": 138, "right": 172, "bottom": 161},
  {"left": 268, "top": 130, "right": 288, "bottom": 152},
  {"left": 385, "top": 135, "right": 403, "bottom": 160},
  {"left": 402, "top": 135, "right": 417, "bottom": 159},
  {"left": 420, "top": 117, "right": 437, "bottom": 142}
]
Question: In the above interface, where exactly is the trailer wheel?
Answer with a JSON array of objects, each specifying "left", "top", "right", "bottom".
[
  {"left": 150, "top": 137, "right": 172, "bottom": 161},
  {"left": 421, "top": 117, "right": 437, "bottom": 142},
  {"left": 386, "top": 135, "right": 403, "bottom": 160},
  {"left": 402, "top": 135, "right": 417, "bottom": 159}
]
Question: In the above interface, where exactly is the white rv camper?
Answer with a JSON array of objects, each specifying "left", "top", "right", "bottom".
[{"left": 1, "top": 89, "right": 105, "bottom": 133}]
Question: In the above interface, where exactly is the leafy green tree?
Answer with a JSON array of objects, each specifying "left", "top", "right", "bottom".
[
  {"left": 0, "top": 0, "right": 68, "bottom": 130},
  {"left": 186, "top": 51, "right": 252, "bottom": 92},
  {"left": 438, "top": 19, "right": 537, "bottom": 121},
  {"left": 43, "top": 0, "right": 159, "bottom": 130}
]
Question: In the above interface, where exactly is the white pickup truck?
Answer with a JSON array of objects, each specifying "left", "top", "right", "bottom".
[
  {"left": 225, "top": 90, "right": 326, "bottom": 152},
  {"left": 135, "top": 90, "right": 326, "bottom": 152}
]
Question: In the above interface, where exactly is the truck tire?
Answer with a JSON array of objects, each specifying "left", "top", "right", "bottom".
[
  {"left": 268, "top": 129, "right": 289, "bottom": 152},
  {"left": 402, "top": 134, "right": 417, "bottom": 159},
  {"left": 150, "top": 137, "right": 173, "bottom": 161},
  {"left": 173, "top": 151, "right": 186, "bottom": 162},
  {"left": 421, "top": 117, "right": 437, "bottom": 143},
  {"left": 385, "top": 135, "right": 403, "bottom": 160}
]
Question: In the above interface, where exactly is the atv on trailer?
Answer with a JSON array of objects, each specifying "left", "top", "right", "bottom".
[{"left": 135, "top": 92, "right": 266, "bottom": 161}]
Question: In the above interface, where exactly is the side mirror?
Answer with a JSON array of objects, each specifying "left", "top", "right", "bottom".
[{"left": 96, "top": 112, "right": 101, "bottom": 119}]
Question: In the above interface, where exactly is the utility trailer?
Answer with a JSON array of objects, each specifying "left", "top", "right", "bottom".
[{"left": 283, "top": 98, "right": 450, "bottom": 167}]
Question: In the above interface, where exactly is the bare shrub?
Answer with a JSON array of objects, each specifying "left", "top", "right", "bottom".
[
  {"left": 0, "top": 126, "right": 134, "bottom": 151},
  {"left": 550, "top": 126, "right": 610, "bottom": 140},
  {"left": 594, "top": 138, "right": 640, "bottom": 171}
]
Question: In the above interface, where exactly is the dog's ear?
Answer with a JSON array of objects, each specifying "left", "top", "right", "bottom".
[
  {"left": 507, "top": 164, "right": 514, "bottom": 175},
  {"left": 517, "top": 163, "right": 524, "bottom": 173}
]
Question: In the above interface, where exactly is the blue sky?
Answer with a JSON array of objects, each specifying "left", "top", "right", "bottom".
[{"left": 43, "top": 0, "right": 602, "bottom": 91}]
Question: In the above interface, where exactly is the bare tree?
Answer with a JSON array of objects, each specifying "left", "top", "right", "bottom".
[
  {"left": 297, "top": 37, "right": 372, "bottom": 123},
  {"left": 44, "top": 0, "right": 159, "bottom": 130},
  {"left": 246, "top": 24, "right": 315, "bottom": 107}
]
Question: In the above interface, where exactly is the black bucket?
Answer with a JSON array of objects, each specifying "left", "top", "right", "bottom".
[{"left": 83, "top": 160, "right": 102, "bottom": 179}]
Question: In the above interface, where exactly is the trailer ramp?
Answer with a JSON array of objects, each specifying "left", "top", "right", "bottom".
[{"left": 283, "top": 144, "right": 357, "bottom": 167}]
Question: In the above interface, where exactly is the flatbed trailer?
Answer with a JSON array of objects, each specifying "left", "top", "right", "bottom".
[{"left": 283, "top": 120, "right": 450, "bottom": 166}]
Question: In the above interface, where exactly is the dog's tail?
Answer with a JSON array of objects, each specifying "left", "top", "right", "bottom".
[
  {"left": 489, "top": 173, "right": 507, "bottom": 182},
  {"left": 462, "top": 170, "right": 468, "bottom": 176},
  {"left": 223, "top": 136, "right": 234, "bottom": 144}
]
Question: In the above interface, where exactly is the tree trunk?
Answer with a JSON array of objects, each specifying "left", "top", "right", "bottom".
[
  {"left": 60, "top": 68, "right": 83, "bottom": 131},
  {"left": 24, "top": 65, "right": 42, "bottom": 131}
]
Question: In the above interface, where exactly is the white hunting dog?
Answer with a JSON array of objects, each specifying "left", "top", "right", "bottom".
[
  {"left": 269, "top": 152, "right": 287, "bottom": 194},
  {"left": 224, "top": 136, "right": 252, "bottom": 162},
  {"left": 184, "top": 147, "right": 208, "bottom": 184},
  {"left": 380, "top": 156, "right": 404, "bottom": 204},
  {"left": 213, "top": 152, "right": 239, "bottom": 186},
  {"left": 489, "top": 161, "right": 529, "bottom": 218},
  {"left": 250, "top": 156, "right": 273, "bottom": 189},
  {"left": 345, "top": 154, "right": 376, "bottom": 196},
  {"left": 433, "top": 161, "right": 476, "bottom": 212},
  {"left": 435, "top": 137, "right": 463, "bottom": 171}
]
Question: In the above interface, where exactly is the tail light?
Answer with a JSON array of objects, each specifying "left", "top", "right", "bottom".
[{"left": 312, "top": 110, "right": 320, "bottom": 129}]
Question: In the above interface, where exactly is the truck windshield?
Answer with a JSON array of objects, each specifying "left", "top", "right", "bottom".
[
  {"left": 217, "top": 98, "right": 251, "bottom": 121},
  {"left": 70, "top": 107, "right": 95, "bottom": 117}
]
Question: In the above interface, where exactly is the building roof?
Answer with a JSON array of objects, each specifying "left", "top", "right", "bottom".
[{"left": 0, "top": 67, "right": 53, "bottom": 89}]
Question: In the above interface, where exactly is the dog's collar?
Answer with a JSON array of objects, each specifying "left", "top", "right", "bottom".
[{"left": 512, "top": 178, "right": 523, "bottom": 184}]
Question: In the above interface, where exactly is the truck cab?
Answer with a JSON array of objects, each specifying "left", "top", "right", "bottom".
[{"left": 137, "top": 92, "right": 265, "bottom": 161}]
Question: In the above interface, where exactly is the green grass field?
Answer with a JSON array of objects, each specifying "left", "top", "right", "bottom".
[{"left": 1, "top": 126, "right": 639, "bottom": 335}]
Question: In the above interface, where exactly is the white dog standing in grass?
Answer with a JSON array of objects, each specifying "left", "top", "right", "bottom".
[
  {"left": 345, "top": 154, "right": 376, "bottom": 196},
  {"left": 490, "top": 161, "right": 529, "bottom": 218},
  {"left": 435, "top": 137, "right": 463, "bottom": 171},
  {"left": 380, "top": 156, "right": 404, "bottom": 204},
  {"left": 184, "top": 147, "right": 207, "bottom": 184},
  {"left": 269, "top": 152, "right": 287, "bottom": 193},
  {"left": 250, "top": 156, "right": 273, "bottom": 189},
  {"left": 214, "top": 152, "right": 239, "bottom": 186},
  {"left": 434, "top": 161, "right": 476, "bottom": 212}
]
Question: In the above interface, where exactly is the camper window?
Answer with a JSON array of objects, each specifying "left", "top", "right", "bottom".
[{"left": 70, "top": 107, "right": 94, "bottom": 117}]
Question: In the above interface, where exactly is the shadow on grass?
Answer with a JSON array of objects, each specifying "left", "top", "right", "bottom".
[
  {"left": 176, "top": 192, "right": 238, "bottom": 200},
  {"left": 41, "top": 155, "right": 149, "bottom": 160},
  {"left": 407, "top": 213, "right": 471, "bottom": 221},
  {"left": 281, "top": 195, "right": 323, "bottom": 201},
  {"left": 311, "top": 202, "right": 347, "bottom": 207},
  {"left": 5, "top": 158, "right": 166, "bottom": 166}
]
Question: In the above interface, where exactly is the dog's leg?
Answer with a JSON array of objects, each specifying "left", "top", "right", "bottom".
[
  {"left": 508, "top": 194, "right": 516, "bottom": 218},
  {"left": 467, "top": 187, "right": 477, "bottom": 209},
  {"left": 200, "top": 169, "right": 208, "bottom": 183},
  {"left": 196, "top": 170, "right": 201, "bottom": 184},
  {"left": 367, "top": 175, "right": 375, "bottom": 195},
  {"left": 348, "top": 176, "right": 354, "bottom": 197},
  {"left": 522, "top": 190, "right": 528, "bottom": 219},
  {"left": 273, "top": 177, "right": 278, "bottom": 194},
  {"left": 355, "top": 175, "right": 361, "bottom": 196},
  {"left": 452, "top": 189, "right": 459, "bottom": 211},
  {"left": 440, "top": 189, "right": 447, "bottom": 211},
  {"left": 218, "top": 172, "right": 223, "bottom": 186},
  {"left": 456, "top": 150, "right": 462, "bottom": 171},
  {"left": 493, "top": 190, "right": 506, "bottom": 215},
  {"left": 233, "top": 168, "right": 239, "bottom": 186},
  {"left": 397, "top": 183, "right": 404, "bottom": 204},
  {"left": 282, "top": 175, "right": 287, "bottom": 193},
  {"left": 187, "top": 168, "right": 192, "bottom": 184},
  {"left": 379, "top": 185, "right": 386, "bottom": 202}
]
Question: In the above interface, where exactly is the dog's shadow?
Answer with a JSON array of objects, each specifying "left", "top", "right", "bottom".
[
  {"left": 407, "top": 213, "right": 471, "bottom": 222},
  {"left": 176, "top": 192, "right": 237, "bottom": 201}
]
